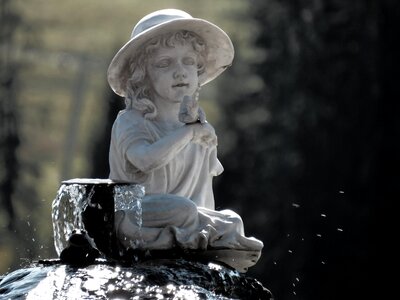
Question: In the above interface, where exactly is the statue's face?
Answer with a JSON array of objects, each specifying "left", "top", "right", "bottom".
[{"left": 147, "top": 43, "right": 199, "bottom": 104}]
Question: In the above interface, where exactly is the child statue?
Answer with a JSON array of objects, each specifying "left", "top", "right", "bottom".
[{"left": 107, "top": 9, "right": 263, "bottom": 271}]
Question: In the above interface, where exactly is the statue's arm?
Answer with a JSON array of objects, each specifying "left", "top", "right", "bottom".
[
  {"left": 125, "top": 125, "right": 194, "bottom": 173},
  {"left": 125, "top": 122, "right": 217, "bottom": 173},
  {"left": 113, "top": 109, "right": 217, "bottom": 174}
]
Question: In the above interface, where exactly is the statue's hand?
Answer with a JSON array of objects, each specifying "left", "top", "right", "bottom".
[{"left": 191, "top": 122, "right": 217, "bottom": 147}]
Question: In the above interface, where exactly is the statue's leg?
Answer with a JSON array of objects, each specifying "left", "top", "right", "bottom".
[
  {"left": 115, "top": 194, "right": 200, "bottom": 250},
  {"left": 140, "top": 194, "right": 198, "bottom": 227},
  {"left": 197, "top": 207, "right": 264, "bottom": 251}
]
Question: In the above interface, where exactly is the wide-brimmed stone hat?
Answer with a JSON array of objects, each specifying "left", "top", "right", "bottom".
[{"left": 107, "top": 9, "right": 234, "bottom": 97}]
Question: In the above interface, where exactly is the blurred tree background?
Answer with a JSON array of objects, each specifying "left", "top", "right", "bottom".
[{"left": 1, "top": 0, "right": 397, "bottom": 299}]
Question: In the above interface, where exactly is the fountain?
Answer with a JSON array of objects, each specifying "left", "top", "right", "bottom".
[
  {"left": 0, "top": 9, "right": 273, "bottom": 299},
  {"left": 0, "top": 177, "right": 272, "bottom": 299}
]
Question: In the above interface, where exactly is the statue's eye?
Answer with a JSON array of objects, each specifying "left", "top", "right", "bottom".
[
  {"left": 183, "top": 57, "right": 195, "bottom": 65},
  {"left": 155, "top": 58, "right": 171, "bottom": 68}
]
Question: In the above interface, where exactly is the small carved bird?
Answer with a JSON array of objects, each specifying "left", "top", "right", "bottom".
[{"left": 178, "top": 95, "right": 206, "bottom": 124}]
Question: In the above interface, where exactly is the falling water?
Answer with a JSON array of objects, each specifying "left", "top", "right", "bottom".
[
  {"left": 52, "top": 183, "right": 88, "bottom": 256},
  {"left": 114, "top": 184, "right": 144, "bottom": 249}
]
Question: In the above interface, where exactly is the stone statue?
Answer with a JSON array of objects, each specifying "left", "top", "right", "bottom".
[
  {"left": 107, "top": 9, "right": 263, "bottom": 271},
  {"left": 0, "top": 10, "right": 272, "bottom": 300}
]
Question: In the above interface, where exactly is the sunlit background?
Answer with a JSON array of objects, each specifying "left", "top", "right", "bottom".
[{"left": 1, "top": 0, "right": 396, "bottom": 299}]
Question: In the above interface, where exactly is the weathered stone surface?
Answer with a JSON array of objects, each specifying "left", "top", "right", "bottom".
[{"left": 0, "top": 259, "right": 273, "bottom": 299}]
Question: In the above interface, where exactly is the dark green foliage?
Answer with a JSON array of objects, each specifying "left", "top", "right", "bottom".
[
  {"left": 214, "top": 0, "right": 398, "bottom": 298},
  {"left": 0, "top": 0, "right": 21, "bottom": 232}
]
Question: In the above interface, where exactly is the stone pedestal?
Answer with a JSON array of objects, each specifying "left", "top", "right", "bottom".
[{"left": 0, "top": 259, "right": 274, "bottom": 299}]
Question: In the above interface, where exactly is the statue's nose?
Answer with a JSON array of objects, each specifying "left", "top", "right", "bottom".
[{"left": 173, "top": 63, "right": 187, "bottom": 80}]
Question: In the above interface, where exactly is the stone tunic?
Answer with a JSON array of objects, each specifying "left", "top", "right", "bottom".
[{"left": 109, "top": 109, "right": 223, "bottom": 209}]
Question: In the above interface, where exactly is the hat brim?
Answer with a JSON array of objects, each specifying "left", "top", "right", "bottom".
[{"left": 107, "top": 18, "right": 234, "bottom": 97}]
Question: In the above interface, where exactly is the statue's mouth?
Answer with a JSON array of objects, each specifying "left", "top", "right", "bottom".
[{"left": 172, "top": 83, "right": 189, "bottom": 88}]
